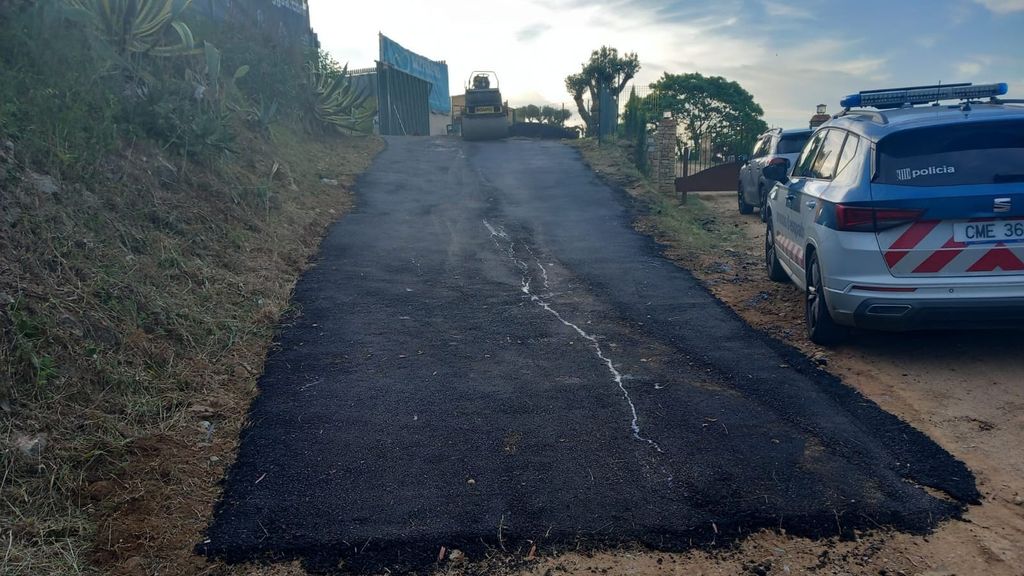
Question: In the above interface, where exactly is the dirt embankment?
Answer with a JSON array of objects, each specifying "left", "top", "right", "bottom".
[{"left": 1, "top": 127, "right": 382, "bottom": 575}]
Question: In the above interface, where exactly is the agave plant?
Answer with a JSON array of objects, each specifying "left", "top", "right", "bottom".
[
  {"left": 232, "top": 96, "right": 280, "bottom": 138},
  {"left": 63, "top": 0, "right": 197, "bottom": 58},
  {"left": 188, "top": 41, "right": 248, "bottom": 105},
  {"left": 304, "top": 60, "right": 375, "bottom": 135}
]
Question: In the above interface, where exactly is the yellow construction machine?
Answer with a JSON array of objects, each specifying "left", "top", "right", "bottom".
[{"left": 461, "top": 71, "right": 508, "bottom": 141}]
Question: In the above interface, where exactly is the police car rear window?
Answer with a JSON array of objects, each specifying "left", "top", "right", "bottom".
[
  {"left": 876, "top": 120, "right": 1024, "bottom": 186},
  {"left": 777, "top": 134, "right": 810, "bottom": 155}
]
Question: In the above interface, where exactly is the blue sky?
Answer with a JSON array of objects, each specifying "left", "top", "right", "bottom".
[{"left": 309, "top": 0, "right": 1024, "bottom": 128}]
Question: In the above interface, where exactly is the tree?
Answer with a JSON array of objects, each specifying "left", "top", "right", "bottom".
[
  {"left": 515, "top": 104, "right": 571, "bottom": 125},
  {"left": 621, "top": 87, "right": 651, "bottom": 174},
  {"left": 565, "top": 46, "right": 639, "bottom": 137},
  {"left": 649, "top": 72, "right": 768, "bottom": 160},
  {"left": 540, "top": 105, "right": 571, "bottom": 126}
]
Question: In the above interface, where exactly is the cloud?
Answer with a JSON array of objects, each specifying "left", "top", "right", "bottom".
[
  {"left": 515, "top": 23, "right": 551, "bottom": 42},
  {"left": 953, "top": 54, "right": 997, "bottom": 80},
  {"left": 972, "top": 0, "right": 1024, "bottom": 13},
  {"left": 766, "top": 38, "right": 889, "bottom": 78},
  {"left": 832, "top": 57, "right": 889, "bottom": 78},
  {"left": 762, "top": 1, "right": 815, "bottom": 19},
  {"left": 308, "top": 0, "right": 1024, "bottom": 130},
  {"left": 957, "top": 61, "right": 983, "bottom": 76}
]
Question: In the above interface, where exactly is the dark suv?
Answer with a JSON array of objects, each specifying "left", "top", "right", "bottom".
[{"left": 738, "top": 128, "right": 812, "bottom": 219}]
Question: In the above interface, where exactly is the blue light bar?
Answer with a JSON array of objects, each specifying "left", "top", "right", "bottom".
[{"left": 840, "top": 82, "right": 1009, "bottom": 109}]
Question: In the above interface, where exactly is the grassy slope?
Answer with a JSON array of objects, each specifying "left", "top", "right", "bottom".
[
  {"left": 1, "top": 114, "right": 381, "bottom": 573},
  {"left": 569, "top": 138, "right": 745, "bottom": 261}
]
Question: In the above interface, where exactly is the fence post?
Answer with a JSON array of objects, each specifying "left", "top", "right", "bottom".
[
  {"left": 645, "top": 135, "right": 656, "bottom": 177},
  {"left": 656, "top": 115, "right": 677, "bottom": 198}
]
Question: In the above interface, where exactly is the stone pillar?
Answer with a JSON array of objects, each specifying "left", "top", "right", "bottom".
[
  {"left": 656, "top": 116, "right": 678, "bottom": 198},
  {"left": 646, "top": 137, "right": 658, "bottom": 178}
]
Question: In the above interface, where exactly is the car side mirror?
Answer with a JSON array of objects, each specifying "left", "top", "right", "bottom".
[{"left": 763, "top": 158, "right": 791, "bottom": 182}]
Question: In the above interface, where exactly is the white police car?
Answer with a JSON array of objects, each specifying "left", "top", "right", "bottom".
[{"left": 763, "top": 82, "right": 1024, "bottom": 344}]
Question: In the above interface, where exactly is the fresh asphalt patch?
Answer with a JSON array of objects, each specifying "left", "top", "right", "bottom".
[{"left": 201, "top": 137, "right": 978, "bottom": 573}]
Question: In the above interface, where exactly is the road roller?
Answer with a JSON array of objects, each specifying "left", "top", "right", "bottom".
[{"left": 461, "top": 71, "right": 508, "bottom": 141}]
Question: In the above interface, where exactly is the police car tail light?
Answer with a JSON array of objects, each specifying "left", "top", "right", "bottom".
[
  {"left": 840, "top": 82, "right": 1009, "bottom": 109},
  {"left": 875, "top": 208, "right": 926, "bottom": 231},
  {"left": 835, "top": 205, "right": 923, "bottom": 232},
  {"left": 835, "top": 206, "right": 876, "bottom": 231}
]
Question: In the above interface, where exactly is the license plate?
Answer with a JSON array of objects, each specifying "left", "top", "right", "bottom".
[
  {"left": 475, "top": 106, "right": 494, "bottom": 113},
  {"left": 954, "top": 220, "right": 1024, "bottom": 244}
]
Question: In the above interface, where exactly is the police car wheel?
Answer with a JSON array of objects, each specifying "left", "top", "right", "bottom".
[
  {"left": 806, "top": 252, "right": 846, "bottom": 346},
  {"left": 738, "top": 183, "right": 754, "bottom": 215},
  {"left": 765, "top": 218, "right": 788, "bottom": 283}
]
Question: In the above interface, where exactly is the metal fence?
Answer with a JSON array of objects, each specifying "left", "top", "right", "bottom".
[
  {"left": 377, "top": 63, "right": 431, "bottom": 136},
  {"left": 190, "top": 0, "right": 317, "bottom": 48},
  {"left": 620, "top": 84, "right": 761, "bottom": 177},
  {"left": 578, "top": 88, "right": 622, "bottom": 140}
]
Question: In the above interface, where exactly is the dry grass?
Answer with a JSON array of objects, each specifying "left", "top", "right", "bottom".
[
  {"left": 568, "top": 138, "right": 745, "bottom": 259},
  {"left": 0, "top": 123, "right": 382, "bottom": 575}
]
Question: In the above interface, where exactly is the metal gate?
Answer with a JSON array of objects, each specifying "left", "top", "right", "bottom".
[
  {"left": 377, "top": 63, "right": 430, "bottom": 136},
  {"left": 620, "top": 84, "right": 762, "bottom": 177}
]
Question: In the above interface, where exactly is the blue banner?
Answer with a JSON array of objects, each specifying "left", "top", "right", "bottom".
[{"left": 379, "top": 34, "right": 451, "bottom": 114}]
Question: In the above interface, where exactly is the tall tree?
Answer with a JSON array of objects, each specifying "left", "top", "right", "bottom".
[
  {"left": 649, "top": 72, "right": 768, "bottom": 159},
  {"left": 565, "top": 46, "right": 639, "bottom": 137}
]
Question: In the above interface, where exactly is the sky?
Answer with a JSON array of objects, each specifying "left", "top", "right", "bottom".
[{"left": 308, "top": 0, "right": 1024, "bottom": 128}]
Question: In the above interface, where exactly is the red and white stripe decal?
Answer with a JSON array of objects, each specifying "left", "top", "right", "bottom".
[
  {"left": 883, "top": 221, "right": 940, "bottom": 268},
  {"left": 880, "top": 219, "right": 1024, "bottom": 276},
  {"left": 967, "top": 244, "right": 1024, "bottom": 272},
  {"left": 775, "top": 232, "right": 805, "bottom": 268},
  {"left": 911, "top": 236, "right": 968, "bottom": 274}
]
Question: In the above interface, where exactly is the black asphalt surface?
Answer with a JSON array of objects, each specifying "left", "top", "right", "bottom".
[{"left": 203, "top": 137, "right": 978, "bottom": 573}]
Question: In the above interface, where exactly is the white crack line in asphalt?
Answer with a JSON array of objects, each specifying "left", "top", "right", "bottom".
[
  {"left": 484, "top": 220, "right": 662, "bottom": 453},
  {"left": 525, "top": 245, "right": 551, "bottom": 293}
]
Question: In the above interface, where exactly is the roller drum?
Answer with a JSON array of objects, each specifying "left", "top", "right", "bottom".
[{"left": 461, "top": 115, "right": 508, "bottom": 141}]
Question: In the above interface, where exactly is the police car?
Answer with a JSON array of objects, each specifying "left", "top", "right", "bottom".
[
  {"left": 738, "top": 127, "right": 812, "bottom": 219},
  {"left": 763, "top": 82, "right": 1024, "bottom": 344}
]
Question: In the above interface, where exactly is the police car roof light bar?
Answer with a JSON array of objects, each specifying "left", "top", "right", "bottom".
[{"left": 840, "top": 82, "right": 1009, "bottom": 109}]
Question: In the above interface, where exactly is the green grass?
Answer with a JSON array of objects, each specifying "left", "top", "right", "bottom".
[
  {"left": 0, "top": 4, "right": 383, "bottom": 573},
  {"left": 1, "top": 122, "right": 382, "bottom": 576},
  {"left": 571, "top": 137, "right": 745, "bottom": 257},
  {"left": 0, "top": 10, "right": 120, "bottom": 183}
]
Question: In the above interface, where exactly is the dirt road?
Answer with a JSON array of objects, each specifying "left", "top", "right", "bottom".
[{"left": 201, "top": 139, "right": 977, "bottom": 573}]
